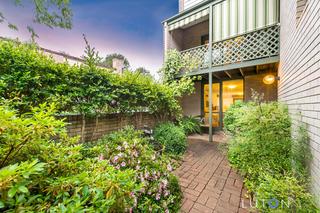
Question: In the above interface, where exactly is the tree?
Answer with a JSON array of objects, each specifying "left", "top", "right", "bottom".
[
  {"left": 103, "top": 53, "right": 130, "bottom": 69},
  {"left": 135, "top": 67, "right": 152, "bottom": 77},
  {"left": 0, "top": 0, "right": 73, "bottom": 41}
]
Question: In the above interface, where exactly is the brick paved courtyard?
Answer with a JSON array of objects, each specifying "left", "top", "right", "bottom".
[{"left": 175, "top": 134, "right": 250, "bottom": 213}]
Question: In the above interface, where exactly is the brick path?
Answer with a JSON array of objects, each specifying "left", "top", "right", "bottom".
[{"left": 175, "top": 135, "right": 250, "bottom": 213}]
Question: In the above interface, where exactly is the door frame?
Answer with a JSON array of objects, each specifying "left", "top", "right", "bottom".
[{"left": 201, "top": 77, "right": 245, "bottom": 130}]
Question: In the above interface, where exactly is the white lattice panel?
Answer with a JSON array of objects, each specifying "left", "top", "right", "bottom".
[
  {"left": 180, "top": 25, "right": 280, "bottom": 69},
  {"left": 181, "top": 44, "right": 210, "bottom": 69}
]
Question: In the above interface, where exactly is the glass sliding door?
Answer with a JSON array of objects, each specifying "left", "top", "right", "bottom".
[
  {"left": 203, "top": 83, "right": 220, "bottom": 127},
  {"left": 203, "top": 79, "right": 244, "bottom": 128},
  {"left": 222, "top": 80, "right": 244, "bottom": 123}
]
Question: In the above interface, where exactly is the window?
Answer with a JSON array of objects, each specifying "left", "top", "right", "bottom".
[{"left": 296, "top": 0, "right": 308, "bottom": 26}]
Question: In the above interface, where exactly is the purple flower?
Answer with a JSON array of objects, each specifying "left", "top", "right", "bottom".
[
  {"left": 167, "top": 164, "right": 172, "bottom": 172},
  {"left": 165, "top": 209, "right": 169, "bottom": 213},
  {"left": 162, "top": 179, "right": 168, "bottom": 186},
  {"left": 144, "top": 172, "right": 150, "bottom": 179},
  {"left": 156, "top": 193, "right": 161, "bottom": 200},
  {"left": 113, "top": 156, "right": 119, "bottom": 162},
  {"left": 98, "top": 154, "right": 104, "bottom": 161},
  {"left": 164, "top": 190, "right": 170, "bottom": 197},
  {"left": 116, "top": 146, "right": 122, "bottom": 151},
  {"left": 115, "top": 165, "right": 120, "bottom": 170},
  {"left": 121, "top": 162, "right": 126, "bottom": 167}
]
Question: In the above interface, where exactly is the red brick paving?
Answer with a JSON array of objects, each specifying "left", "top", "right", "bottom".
[{"left": 175, "top": 135, "right": 250, "bottom": 213}]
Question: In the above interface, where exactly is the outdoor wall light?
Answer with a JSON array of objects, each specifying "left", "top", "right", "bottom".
[{"left": 263, "top": 74, "right": 276, "bottom": 85}]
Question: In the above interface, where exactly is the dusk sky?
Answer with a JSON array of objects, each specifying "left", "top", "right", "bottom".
[{"left": 0, "top": 0, "right": 178, "bottom": 76}]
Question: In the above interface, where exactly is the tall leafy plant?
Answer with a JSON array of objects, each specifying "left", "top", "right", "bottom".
[
  {"left": 0, "top": 39, "right": 183, "bottom": 121},
  {"left": 224, "top": 98, "right": 319, "bottom": 212}
]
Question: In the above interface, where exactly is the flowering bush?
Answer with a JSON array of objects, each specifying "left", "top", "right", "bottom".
[
  {"left": 93, "top": 127, "right": 182, "bottom": 212},
  {"left": 0, "top": 104, "right": 141, "bottom": 212}
]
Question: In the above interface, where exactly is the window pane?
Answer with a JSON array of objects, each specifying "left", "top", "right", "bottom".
[
  {"left": 203, "top": 83, "right": 220, "bottom": 127},
  {"left": 222, "top": 80, "right": 244, "bottom": 113}
]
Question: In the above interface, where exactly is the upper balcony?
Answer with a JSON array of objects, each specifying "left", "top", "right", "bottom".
[{"left": 163, "top": 0, "right": 280, "bottom": 75}]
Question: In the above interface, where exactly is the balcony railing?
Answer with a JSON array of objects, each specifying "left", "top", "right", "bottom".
[{"left": 180, "top": 24, "right": 280, "bottom": 70}]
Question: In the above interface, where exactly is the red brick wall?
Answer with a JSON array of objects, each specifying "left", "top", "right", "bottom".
[{"left": 57, "top": 112, "right": 157, "bottom": 142}]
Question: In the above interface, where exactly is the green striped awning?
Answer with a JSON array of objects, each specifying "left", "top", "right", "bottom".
[
  {"left": 167, "top": 0, "right": 279, "bottom": 42},
  {"left": 168, "top": 8, "right": 210, "bottom": 31}
]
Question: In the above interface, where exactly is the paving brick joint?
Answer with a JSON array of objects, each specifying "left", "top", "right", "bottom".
[{"left": 175, "top": 136, "right": 250, "bottom": 213}]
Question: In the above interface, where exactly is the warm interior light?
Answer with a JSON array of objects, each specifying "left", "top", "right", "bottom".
[
  {"left": 228, "top": 85, "right": 236, "bottom": 89},
  {"left": 263, "top": 74, "right": 276, "bottom": 85}
]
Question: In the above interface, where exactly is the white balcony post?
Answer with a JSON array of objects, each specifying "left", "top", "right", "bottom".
[{"left": 209, "top": 4, "right": 213, "bottom": 142}]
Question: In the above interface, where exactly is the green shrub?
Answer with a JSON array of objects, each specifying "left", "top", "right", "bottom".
[
  {"left": 178, "top": 116, "right": 201, "bottom": 135},
  {"left": 0, "top": 40, "right": 187, "bottom": 119},
  {"left": 0, "top": 104, "right": 140, "bottom": 212},
  {"left": 224, "top": 100, "right": 319, "bottom": 212},
  {"left": 154, "top": 122, "right": 187, "bottom": 155},
  {"left": 227, "top": 102, "right": 292, "bottom": 185},
  {"left": 94, "top": 126, "right": 182, "bottom": 212},
  {"left": 223, "top": 101, "right": 247, "bottom": 135},
  {"left": 254, "top": 174, "right": 318, "bottom": 212},
  {"left": 292, "top": 122, "right": 312, "bottom": 181}
]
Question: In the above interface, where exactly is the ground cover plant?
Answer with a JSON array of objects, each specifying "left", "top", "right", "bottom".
[
  {"left": 0, "top": 104, "right": 182, "bottom": 212},
  {"left": 224, "top": 93, "right": 318, "bottom": 212}
]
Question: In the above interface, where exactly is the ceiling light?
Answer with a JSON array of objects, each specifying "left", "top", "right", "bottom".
[
  {"left": 263, "top": 74, "right": 276, "bottom": 85},
  {"left": 228, "top": 85, "right": 236, "bottom": 89}
]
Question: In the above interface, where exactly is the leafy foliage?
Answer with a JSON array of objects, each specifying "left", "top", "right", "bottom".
[
  {"left": 178, "top": 116, "right": 201, "bottom": 135},
  {"left": 292, "top": 121, "right": 312, "bottom": 181},
  {"left": 160, "top": 49, "right": 198, "bottom": 83},
  {"left": 227, "top": 102, "right": 292, "bottom": 182},
  {"left": 224, "top": 99, "right": 319, "bottom": 212},
  {"left": 255, "top": 174, "right": 317, "bottom": 211},
  {"left": 1, "top": 0, "right": 72, "bottom": 40},
  {"left": 82, "top": 34, "right": 102, "bottom": 69},
  {"left": 223, "top": 101, "right": 247, "bottom": 135},
  {"left": 0, "top": 40, "right": 186, "bottom": 120},
  {"left": 0, "top": 103, "right": 140, "bottom": 212},
  {"left": 154, "top": 122, "right": 187, "bottom": 155},
  {"left": 158, "top": 49, "right": 201, "bottom": 120}
]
